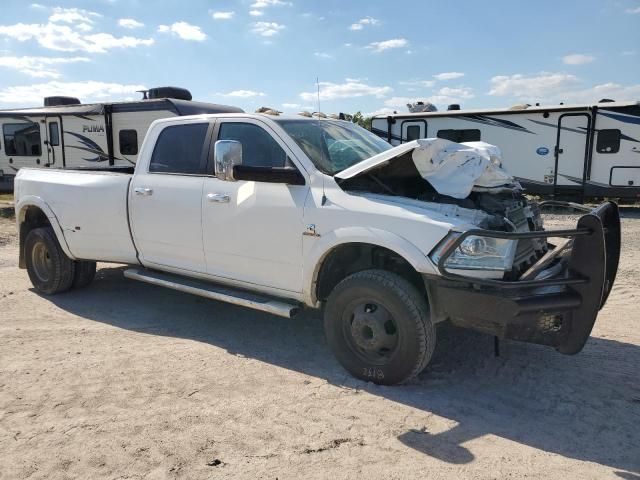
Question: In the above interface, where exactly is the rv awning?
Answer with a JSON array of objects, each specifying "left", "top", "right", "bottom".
[{"left": 0, "top": 104, "right": 105, "bottom": 116}]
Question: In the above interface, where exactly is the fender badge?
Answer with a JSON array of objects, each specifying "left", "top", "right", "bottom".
[{"left": 303, "top": 224, "right": 321, "bottom": 237}]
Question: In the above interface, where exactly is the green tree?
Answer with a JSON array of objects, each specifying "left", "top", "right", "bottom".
[{"left": 351, "top": 111, "right": 372, "bottom": 130}]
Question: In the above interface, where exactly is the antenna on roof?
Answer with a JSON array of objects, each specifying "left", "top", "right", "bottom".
[{"left": 316, "top": 77, "right": 321, "bottom": 117}]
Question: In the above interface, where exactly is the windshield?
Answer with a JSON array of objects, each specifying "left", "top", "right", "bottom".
[{"left": 275, "top": 119, "right": 392, "bottom": 175}]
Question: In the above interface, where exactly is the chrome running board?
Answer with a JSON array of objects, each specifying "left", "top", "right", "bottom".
[{"left": 124, "top": 268, "right": 301, "bottom": 319}]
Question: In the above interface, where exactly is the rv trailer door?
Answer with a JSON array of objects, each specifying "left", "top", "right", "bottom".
[
  {"left": 554, "top": 113, "right": 591, "bottom": 195},
  {"left": 45, "top": 116, "right": 64, "bottom": 168}
]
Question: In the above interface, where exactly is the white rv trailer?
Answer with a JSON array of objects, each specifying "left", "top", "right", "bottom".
[
  {"left": 0, "top": 86, "right": 243, "bottom": 191},
  {"left": 371, "top": 101, "right": 640, "bottom": 199}
]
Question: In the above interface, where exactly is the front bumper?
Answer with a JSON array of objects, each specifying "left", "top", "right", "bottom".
[{"left": 427, "top": 201, "right": 621, "bottom": 354}]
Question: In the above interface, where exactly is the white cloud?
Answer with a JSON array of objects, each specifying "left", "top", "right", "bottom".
[
  {"left": 29, "top": 3, "right": 46, "bottom": 9},
  {"left": 374, "top": 86, "right": 475, "bottom": 113},
  {"left": 49, "top": 7, "right": 100, "bottom": 25},
  {"left": 282, "top": 102, "right": 300, "bottom": 109},
  {"left": 300, "top": 80, "right": 392, "bottom": 101},
  {"left": 383, "top": 97, "right": 418, "bottom": 108},
  {"left": 488, "top": 72, "right": 580, "bottom": 99},
  {"left": 554, "top": 82, "right": 640, "bottom": 104},
  {"left": 251, "top": 0, "right": 291, "bottom": 8},
  {"left": 314, "top": 52, "right": 333, "bottom": 59},
  {"left": 349, "top": 17, "right": 379, "bottom": 31},
  {"left": 365, "top": 107, "right": 397, "bottom": 117},
  {"left": 399, "top": 79, "right": 436, "bottom": 88},
  {"left": 429, "top": 86, "right": 474, "bottom": 105},
  {"left": 367, "top": 38, "right": 407, "bottom": 53},
  {"left": 0, "top": 55, "right": 89, "bottom": 78},
  {"left": 212, "top": 11, "right": 235, "bottom": 20},
  {"left": 118, "top": 18, "right": 144, "bottom": 29},
  {"left": 249, "top": 0, "right": 291, "bottom": 16},
  {"left": 562, "top": 53, "right": 595, "bottom": 65},
  {"left": 621, "top": 50, "right": 637, "bottom": 56},
  {"left": 158, "top": 22, "right": 206, "bottom": 41},
  {"left": 0, "top": 11, "right": 154, "bottom": 53},
  {"left": 489, "top": 72, "right": 640, "bottom": 104},
  {"left": 251, "top": 21, "right": 285, "bottom": 37},
  {"left": 219, "top": 90, "right": 266, "bottom": 98},
  {"left": 0, "top": 81, "right": 147, "bottom": 105},
  {"left": 433, "top": 72, "right": 465, "bottom": 81},
  {"left": 625, "top": 6, "right": 640, "bottom": 13}
]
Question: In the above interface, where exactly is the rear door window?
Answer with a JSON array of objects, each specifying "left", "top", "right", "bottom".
[{"left": 149, "top": 123, "right": 209, "bottom": 174}]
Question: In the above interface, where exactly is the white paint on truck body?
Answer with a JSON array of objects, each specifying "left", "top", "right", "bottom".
[{"left": 14, "top": 113, "right": 505, "bottom": 306}]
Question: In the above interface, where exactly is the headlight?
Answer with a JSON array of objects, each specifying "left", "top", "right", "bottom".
[{"left": 430, "top": 232, "right": 517, "bottom": 271}]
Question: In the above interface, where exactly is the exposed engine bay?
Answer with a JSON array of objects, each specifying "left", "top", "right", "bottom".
[{"left": 337, "top": 143, "right": 550, "bottom": 278}]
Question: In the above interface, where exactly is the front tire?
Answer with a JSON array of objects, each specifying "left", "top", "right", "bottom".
[
  {"left": 324, "top": 269, "right": 435, "bottom": 385},
  {"left": 25, "top": 227, "right": 75, "bottom": 295}
]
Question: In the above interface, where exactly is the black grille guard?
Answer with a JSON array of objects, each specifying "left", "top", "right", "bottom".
[
  {"left": 433, "top": 201, "right": 621, "bottom": 354},
  {"left": 436, "top": 201, "right": 620, "bottom": 308}
]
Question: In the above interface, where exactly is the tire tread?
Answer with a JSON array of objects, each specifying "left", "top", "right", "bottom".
[{"left": 326, "top": 269, "right": 435, "bottom": 384}]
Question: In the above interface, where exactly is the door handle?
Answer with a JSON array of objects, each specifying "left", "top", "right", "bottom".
[
  {"left": 134, "top": 187, "right": 153, "bottom": 196},
  {"left": 207, "top": 193, "right": 230, "bottom": 203}
]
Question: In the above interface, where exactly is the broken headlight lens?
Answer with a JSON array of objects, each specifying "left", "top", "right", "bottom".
[{"left": 430, "top": 233, "right": 517, "bottom": 271}]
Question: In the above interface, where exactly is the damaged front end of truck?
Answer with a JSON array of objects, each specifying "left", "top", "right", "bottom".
[{"left": 335, "top": 138, "right": 621, "bottom": 354}]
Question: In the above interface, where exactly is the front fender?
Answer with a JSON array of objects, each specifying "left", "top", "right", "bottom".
[
  {"left": 16, "top": 195, "right": 76, "bottom": 267},
  {"left": 303, "top": 226, "right": 441, "bottom": 305}
]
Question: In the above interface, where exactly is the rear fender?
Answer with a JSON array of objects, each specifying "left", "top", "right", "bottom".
[{"left": 16, "top": 195, "right": 76, "bottom": 268}]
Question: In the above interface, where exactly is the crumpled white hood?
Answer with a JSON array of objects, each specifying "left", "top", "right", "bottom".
[{"left": 335, "top": 138, "right": 518, "bottom": 199}]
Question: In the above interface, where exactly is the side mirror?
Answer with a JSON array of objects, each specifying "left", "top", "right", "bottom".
[{"left": 214, "top": 140, "right": 242, "bottom": 181}]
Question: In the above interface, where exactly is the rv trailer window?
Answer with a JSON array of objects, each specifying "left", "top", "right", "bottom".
[
  {"left": 119, "top": 129, "right": 138, "bottom": 155},
  {"left": 437, "top": 129, "right": 481, "bottom": 143},
  {"left": 149, "top": 123, "right": 208, "bottom": 174},
  {"left": 406, "top": 125, "right": 421, "bottom": 141},
  {"left": 48, "top": 122, "right": 60, "bottom": 146},
  {"left": 596, "top": 129, "right": 621, "bottom": 154},
  {"left": 3, "top": 122, "right": 42, "bottom": 156}
]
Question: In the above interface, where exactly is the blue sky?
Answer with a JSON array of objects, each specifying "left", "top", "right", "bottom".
[{"left": 0, "top": 0, "right": 639, "bottom": 115}]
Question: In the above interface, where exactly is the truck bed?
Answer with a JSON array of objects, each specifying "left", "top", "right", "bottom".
[{"left": 15, "top": 168, "right": 138, "bottom": 264}]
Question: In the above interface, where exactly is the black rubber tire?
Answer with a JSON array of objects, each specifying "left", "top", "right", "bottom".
[
  {"left": 24, "top": 226, "right": 75, "bottom": 295},
  {"left": 324, "top": 269, "right": 435, "bottom": 386},
  {"left": 73, "top": 260, "right": 97, "bottom": 289}
]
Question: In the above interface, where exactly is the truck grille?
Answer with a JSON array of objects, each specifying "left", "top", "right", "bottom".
[{"left": 506, "top": 203, "right": 547, "bottom": 277}]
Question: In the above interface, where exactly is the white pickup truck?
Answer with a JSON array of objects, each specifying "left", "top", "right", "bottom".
[{"left": 14, "top": 113, "right": 621, "bottom": 385}]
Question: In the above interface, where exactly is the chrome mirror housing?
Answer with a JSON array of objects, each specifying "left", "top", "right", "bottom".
[{"left": 214, "top": 140, "right": 243, "bottom": 181}]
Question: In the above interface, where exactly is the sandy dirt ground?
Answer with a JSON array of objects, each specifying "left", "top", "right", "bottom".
[{"left": 0, "top": 210, "right": 638, "bottom": 479}]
